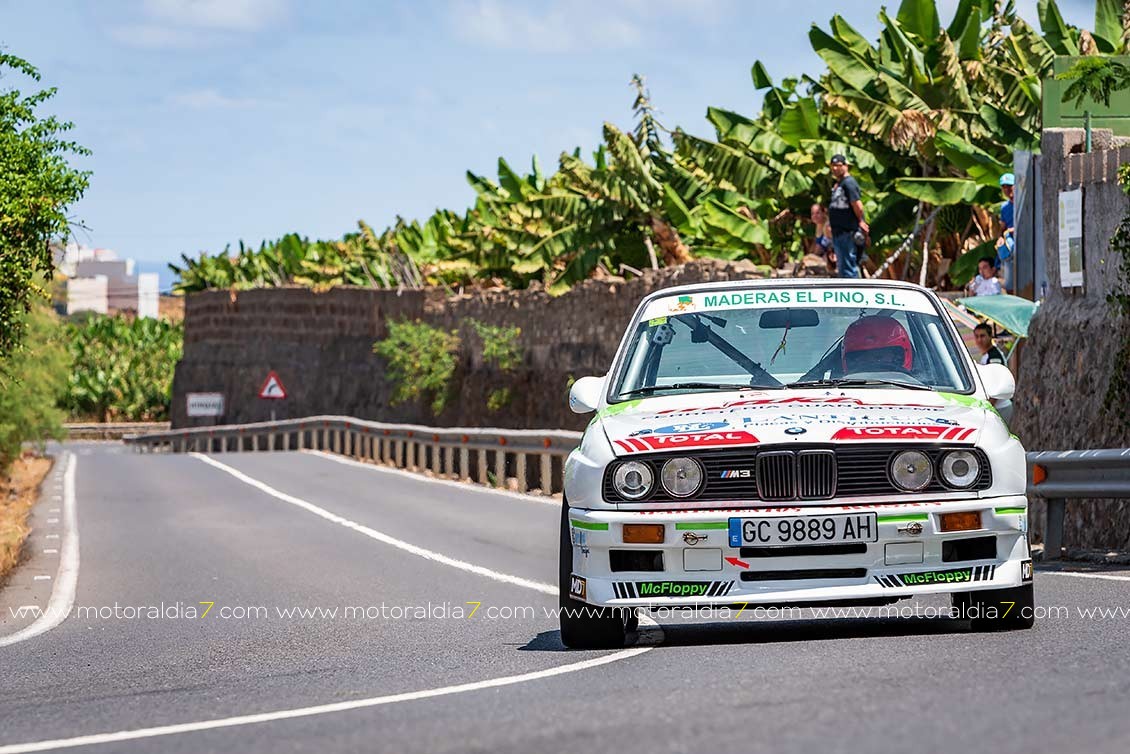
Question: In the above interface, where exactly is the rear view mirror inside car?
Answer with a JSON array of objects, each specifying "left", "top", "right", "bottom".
[{"left": 759, "top": 308, "right": 819, "bottom": 329}]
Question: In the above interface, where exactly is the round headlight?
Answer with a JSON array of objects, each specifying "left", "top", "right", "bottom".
[
  {"left": 890, "top": 450, "right": 933, "bottom": 491},
  {"left": 613, "top": 461, "right": 653, "bottom": 500},
  {"left": 661, "top": 457, "right": 704, "bottom": 498},
  {"left": 940, "top": 450, "right": 980, "bottom": 488}
]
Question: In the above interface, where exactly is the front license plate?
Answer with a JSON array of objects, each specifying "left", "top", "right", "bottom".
[{"left": 728, "top": 513, "right": 878, "bottom": 547}]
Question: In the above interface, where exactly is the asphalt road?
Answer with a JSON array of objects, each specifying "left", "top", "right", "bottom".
[{"left": 2, "top": 443, "right": 1130, "bottom": 753}]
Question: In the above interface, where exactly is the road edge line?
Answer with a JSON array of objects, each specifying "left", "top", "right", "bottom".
[{"left": 0, "top": 452, "right": 79, "bottom": 648}]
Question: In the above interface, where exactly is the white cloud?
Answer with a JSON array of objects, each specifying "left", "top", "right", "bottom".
[
  {"left": 168, "top": 88, "right": 263, "bottom": 109},
  {"left": 450, "top": 0, "right": 641, "bottom": 52},
  {"left": 110, "top": 0, "right": 287, "bottom": 48},
  {"left": 143, "top": 0, "right": 287, "bottom": 30}
]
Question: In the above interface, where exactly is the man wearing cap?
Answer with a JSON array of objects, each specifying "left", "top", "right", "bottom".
[
  {"left": 996, "top": 172, "right": 1015, "bottom": 292},
  {"left": 827, "top": 154, "right": 868, "bottom": 278}
]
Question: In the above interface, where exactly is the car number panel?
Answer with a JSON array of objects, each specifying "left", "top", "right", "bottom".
[{"left": 727, "top": 513, "right": 877, "bottom": 547}]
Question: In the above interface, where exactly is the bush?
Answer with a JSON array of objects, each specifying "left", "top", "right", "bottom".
[
  {"left": 0, "top": 304, "right": 67, "bottom": 471},
  {"left": 373, "top": 320, "right": 459, "bottom": 415},
  {"left": 63, "top": 315, "right": 183, "bottom": 422}
]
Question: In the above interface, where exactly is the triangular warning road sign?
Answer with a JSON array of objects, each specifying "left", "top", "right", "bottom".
[{"left": 258, "top": 370, "right": 287, "bottom": 400}]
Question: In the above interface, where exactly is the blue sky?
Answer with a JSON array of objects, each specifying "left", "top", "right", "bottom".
[{"left": 2, "top": 0, "right": 1094, "bottom": 289}]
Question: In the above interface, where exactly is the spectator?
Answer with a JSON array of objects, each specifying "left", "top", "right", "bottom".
[
  {"left": 827, "top": 154, "right": 868, "bottom": 278},
  {"left": 974, "top": 323, "right": 1006, "bottom": 365},
  {"left": 996, "top": 172, "right": 1015, "bottom": 292},
  {"left": 809, "top": 203, "right": 831, "bottom": 257},
  {"left": 967, "top": 256, "right": 1003, "bottom": 296}
]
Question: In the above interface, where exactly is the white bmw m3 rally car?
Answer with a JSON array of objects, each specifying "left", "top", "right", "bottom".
[{"left": 559, "top": 279, "right": 1034, "bottom": 648}]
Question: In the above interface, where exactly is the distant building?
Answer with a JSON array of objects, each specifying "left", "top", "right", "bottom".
[{"left": 56, "top": 244, "right": 160, "bottom": 318}]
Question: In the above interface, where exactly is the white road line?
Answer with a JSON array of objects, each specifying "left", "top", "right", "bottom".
[
  {"left": 192, "top": 454, "right": 558, "bottom": 595},
  {"left": 301, "top": 449, "right": 561, "bottom": 507},
  {"left": 0, "top": 453, "right": 79, "bottom": 648},
  {"left": 32, "top": 576, "right": 51, "bottom": 581},
  {"left": 43, "top": 549, "right": 58, "bottom": 555},
  {"left": 0, "top": 453, "right": 658, "bottom": 753},
  {"left": 1039, "top": 570, "right": 1130, "bottom": 583},
  {"left": 45, "top": 519, "right": 58, "bottom": 524},
  {"left": 45, "top": 535, "right": 59, "bottom": 540},
  {"left": 0, "top": 645, "right": 652, "bottom": 754}
]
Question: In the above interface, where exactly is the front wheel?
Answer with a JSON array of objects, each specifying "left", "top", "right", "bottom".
[
  {"left": 953, "top": 582, "right": 1035, "bottom": 631},
  {"left": 558, "top": 502, "right": 627, "bottom": 649}
]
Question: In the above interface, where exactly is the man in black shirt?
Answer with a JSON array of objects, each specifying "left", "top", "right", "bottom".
[
  {"left": 827, "top": 154, "right": 869, "bottom": 278},
  {"left": 974, "top": 323, "right": 1006, "bottom": 365}
]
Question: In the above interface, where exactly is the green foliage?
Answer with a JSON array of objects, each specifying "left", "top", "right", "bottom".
[
  {"left": 470, "top": 320, "right": 522, "bottom": 412},
  {"left": 0, "top": 303, "right": 67, "bottom": 471},
  {"left": 63, "top": 315, "right": 183, "bottom": 422},
  {"left": 486, "top": 387, "right": 512, "bottom": 412},
  {"left": 169, "top": 0, "right": 1130, "bottom": 291},
  {"left": 1056, "top": 57, "right": 1130, "bottom": 108},
  {"left": 470, "top": 320, "right": 522, "bottom": 372},
  {"left": 0, "top": 52, "right": 90, "bottom": 360},
  {"left": 373, "top": 320, "right": 459, "bottom": 415}
]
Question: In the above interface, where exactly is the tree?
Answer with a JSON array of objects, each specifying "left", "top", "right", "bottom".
[{"left": 0, "top": 52, "right": 89, "bottom": 360}]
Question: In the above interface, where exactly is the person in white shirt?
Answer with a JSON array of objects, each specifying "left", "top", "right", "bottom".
[{"left": 967, "top": 256, "right": 1003, "bottom": 296}]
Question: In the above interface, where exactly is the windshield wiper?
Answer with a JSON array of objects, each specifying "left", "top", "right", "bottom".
[
  {"left": 618, "top": 382, "right": 779, "bottom": 399},
  {"left": 786, "top": 378, "right": 932, "bottom": 392}
]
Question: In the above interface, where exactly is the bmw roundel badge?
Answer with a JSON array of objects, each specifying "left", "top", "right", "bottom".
[{"left": 784, "top": 427, "right": 807, "bottom": 435}]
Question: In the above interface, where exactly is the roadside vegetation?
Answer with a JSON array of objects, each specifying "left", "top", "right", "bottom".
[
  {"left": 62, "top": 315, "right": 184, "bottom": 423},
  {"left": 172, "top": 0, "right": 1130, "bottom": 294}
]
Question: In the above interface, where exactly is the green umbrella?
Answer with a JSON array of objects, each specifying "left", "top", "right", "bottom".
[{"left": 956, "top": 294, "right": 1039, "bottom": 338}]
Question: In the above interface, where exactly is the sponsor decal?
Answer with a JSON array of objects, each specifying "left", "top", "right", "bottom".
[
  {"left": 569, "top": 575, "right": 587, "bottom": 600},
  {"left": 647, "top": 316, "right": 668, "bottom": 326},
  {"left": 668, "top": 295, "right": 696, "bottom": 313},
  {"left": 724, "top": 556, "right": 749, "bottom": 569},
  {"left": 719, "top": 468, "right": 753, "bottom": 479},
  {"left": 831, "top": 425, "right": 974, "bottom": 441},
  {"left": 642, "top": 287, "right": 936, "bottom": 321},
  {"left": 682, "top": 531, "right": 707, "bottom": 546},
  {"left": 650, "top": 396, "right": 946, "bottom": 419},
  {"left": 612, "top": 431, "right": 758, "bottom": 454},
  {"left": 630, "top": 421, "right": 729, "bottom": 437},
  {"left": 1021, "top": 559, "right": 1033, "bottom": 582},
  {"left": 614, "top": 580, "right": 734, "bottom": 599},
  {"left": 874, "top": 565, "right": 996, "bottom": 588}
]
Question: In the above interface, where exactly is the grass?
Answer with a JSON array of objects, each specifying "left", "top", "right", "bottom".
[{"left": 0, "top": 454, "right": 54, "bottom": 587}]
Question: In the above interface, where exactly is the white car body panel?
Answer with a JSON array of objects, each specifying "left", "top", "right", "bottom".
[{"left": 563, "top": 278, "right": 1031, "bottom": 607}]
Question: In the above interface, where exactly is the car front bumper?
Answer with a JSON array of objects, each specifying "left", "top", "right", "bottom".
[{"left": 567, "top": 497, "right": 1032, "bottom": 607}]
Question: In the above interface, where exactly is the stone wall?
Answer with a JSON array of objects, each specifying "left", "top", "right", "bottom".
[
  {"left": 1012, "top": 129, "right": 1130, "bottom": 550},
  {"left": 172, "top": 259, "right": 776, "bottom": 432}
]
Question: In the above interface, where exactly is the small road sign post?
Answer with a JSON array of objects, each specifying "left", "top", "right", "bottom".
[{"left": 258, "top": 371, "right": 287, "bottom": 422}]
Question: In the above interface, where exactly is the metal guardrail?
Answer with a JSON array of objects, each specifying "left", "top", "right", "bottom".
[
  {"left": 123, "top": 416, "right": 582, "bottom": 496},
  {"left": 121, "top": 420, "right": 1130, "bottom": 548},
  {"left": 65, "top": 422, "right": 171, "bottom": 440},
  {"left": 1027, "top": 449, "right": 1130, "bottom": 560}
]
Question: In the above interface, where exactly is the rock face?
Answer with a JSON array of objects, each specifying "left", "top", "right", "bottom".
[
  {"left": 172, "top": 259, "right": 778, "bottom": 432},
  {"left": 1010, "top": 129, "right": 1130, "bottom": 550}
]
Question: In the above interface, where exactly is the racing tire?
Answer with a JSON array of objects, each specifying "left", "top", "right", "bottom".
[
  {"left": 953, "top": 582, "right": 1035, "bottom": 631},
  {"left": 558, "top": 501, "right": 628, "bottom": 649}
]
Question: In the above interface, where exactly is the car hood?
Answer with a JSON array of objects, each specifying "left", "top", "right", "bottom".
[{"left": 599, "top": 389, "right": 993, "bottom": 456}]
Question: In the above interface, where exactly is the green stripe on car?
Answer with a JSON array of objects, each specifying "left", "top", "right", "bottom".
[
  {"left": 994, "top": 507, "right": 1027, "bottom": 514},
  {"left": 674, "top": 522, "right": 728, "bottom": 530},
  {"left": 570, "top": 520, "right": 609, "bottom": 531},
  {"left": 877, "top": 514, "right": 930, "bottom": 523}
]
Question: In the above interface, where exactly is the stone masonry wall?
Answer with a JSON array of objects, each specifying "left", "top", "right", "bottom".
[
  {"left": 1011, "top": 129, "right": 1130, "bottom": 550},
  {"left": 172, "top": 259, "right": 775, "bottom": 432}
]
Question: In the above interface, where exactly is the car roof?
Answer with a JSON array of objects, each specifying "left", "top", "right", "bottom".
[{"left": 639, "top": 277, "right": 938, "bottom": 305}]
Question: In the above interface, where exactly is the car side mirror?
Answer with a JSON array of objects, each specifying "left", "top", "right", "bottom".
[
  {"left": 569, "top": 376, "right": 605, "bottom": 414},
  {"left": 977, "top": 363, "right": 1015, "bottom": 401}
]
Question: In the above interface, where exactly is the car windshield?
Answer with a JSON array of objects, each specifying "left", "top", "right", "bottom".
[{"left": 611, "top": 286, "right": 973, "bottom": 400}]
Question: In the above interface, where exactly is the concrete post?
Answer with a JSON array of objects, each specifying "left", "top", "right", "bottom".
[
  {"left": 540, "top": 454, "right": 553, "bottom": 495},
  {"left": 515, "top": 454, "right": 527, "bottom": 492},
  {"left": 494, "top": 450, "right": 505, "bottom": 488},
  {"left": 477, "top": 449, "right": 487, "bottom": 484},
  {"left": 1045, "top": 498, "right": 1066, "bottom": 561},
  {"left": 460, "top": 447, "right": 469, "bottom": 481}
]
